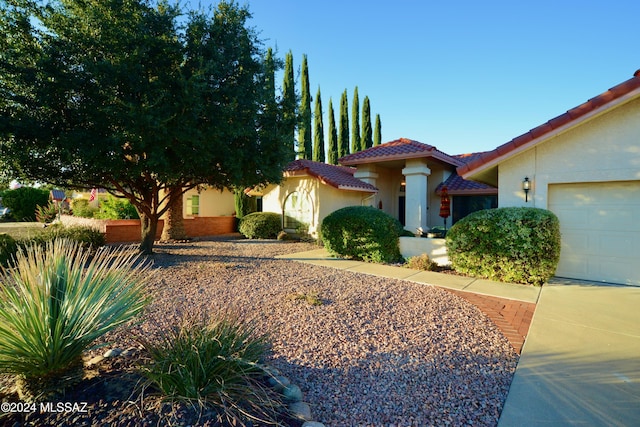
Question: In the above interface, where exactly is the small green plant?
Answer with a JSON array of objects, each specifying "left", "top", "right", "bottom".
[
  {"left": 238, "top": 212, "right": 282, "bottom": 239},
  {"left": 94, "top": 195, "right": 139, "bottom": 220},
  {"left": 35, "top": 202, "right": 59, "bottom": 223},
  {"left": 0, "top": 233, "right": 18, "bottom": 267},
  {"left": 446, "top": 207, "right": 561, "bottom": 285},
  {"left": 71, "top": 198, "right": 98, "bottom": 218},
  {"left": 320, "top": 206, "right": 404, "bottom": 263},
  {"left": 31, "top": 224, "right": 106, "bottom": 251},
  {"left": 0, "top": 240, "right": 150, "bottom": 401},
  {"left": 139, "top": 314, "right": 283, "bottom": 425},
  {"left": 405, "top": 253, "right": 439, "bottom": 271},
  {"left": 287, "top": 290, "right": 323, "bottom": 306}
]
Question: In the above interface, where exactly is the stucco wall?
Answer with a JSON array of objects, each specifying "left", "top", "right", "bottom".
[
  {"left": 499, "top": 97, "right": 640, "bottom": 208},
  {"left": 184, "top": 187, "right": 235, "bottom": 217},
  {"left": 261, "top": 176, "right": 375, "bottom": 236}
]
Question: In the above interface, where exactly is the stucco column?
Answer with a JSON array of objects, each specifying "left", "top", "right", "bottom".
[
  {"left": 354, "top": 166, "right": 379, "bottom": 208},
  {"left": 402, "top": 161, "right": 431, "bottom": 234}
]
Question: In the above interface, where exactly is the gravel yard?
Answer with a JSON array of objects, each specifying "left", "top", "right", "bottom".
[{"left": 1, "top": 236, "right": 519, "bottom": 426}]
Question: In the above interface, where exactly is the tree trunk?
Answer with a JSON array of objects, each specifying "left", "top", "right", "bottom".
[
  {"left": 161, "top": 186, "right": 187, "bottom": 241},
  {"left": 139, "top": 211, "right": 158, "bottom": 255}
]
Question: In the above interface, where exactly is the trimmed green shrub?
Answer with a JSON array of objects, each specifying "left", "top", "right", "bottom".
[
  {"left": 238, "top": 212, "right": 282, "bottom": 239},
  {"left": 0, "top": 240, "right": 150, "bottom": 401},
  {"left": 1, "top": 187, "right": 49, "bottom": 222},
  {"left": 446, "top": 207, "right": 561, "bottom": 285},
  {"left": 320, "top": 206, "right": 404, "bottom": 263},
  {"left": 71, "top": 198, "right": 98, "bottom": 218},
  {"left": 139, "top": 315, "right": 283, "bottom": 425},
  {"left": 94, "top": 195, "right": 139, "bottom": 220},
  {"left": 29, "top": 224, "right": 106, "bottom": 251},
  {"left": 0, "top": 233, "right": 18, "bottom": 267}
]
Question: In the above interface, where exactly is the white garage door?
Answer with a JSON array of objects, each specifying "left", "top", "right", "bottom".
[{"left": 548, "top": 181, "right": 640, "bottom": 285}]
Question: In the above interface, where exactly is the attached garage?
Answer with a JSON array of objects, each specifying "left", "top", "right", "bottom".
[
  {"left": 548, "top": 181, "right": 640, "bottom": 285},
  {"left": 457, "top": 70, "right": 640, "bottom": 285}
]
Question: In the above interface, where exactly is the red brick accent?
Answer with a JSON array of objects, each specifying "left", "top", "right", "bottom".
[
  {"left": 446, "top": 289, "right": 536, "bottom": 355},
  {"left": 103, "top": 217, "right": 235, "bottom": 244}
]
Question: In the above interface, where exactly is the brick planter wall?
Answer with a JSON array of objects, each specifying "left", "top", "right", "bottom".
[{"left": 60, "top": 215, "right": 236, "bottom": 244}]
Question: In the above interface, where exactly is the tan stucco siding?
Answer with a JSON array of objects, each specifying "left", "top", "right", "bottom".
[
  {"left": 499, "top": 97, "right": 640, "bottom": 208},
  {"left": 184, "top": 187, "right": 235, "bottom": 217},
  {"left": 261, "top": 176, "right": 375, "bottom": 236}
]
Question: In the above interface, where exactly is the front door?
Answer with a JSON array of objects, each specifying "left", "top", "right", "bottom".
[{"left": 398, "top": 196, "right": 405, "bottom": 226}]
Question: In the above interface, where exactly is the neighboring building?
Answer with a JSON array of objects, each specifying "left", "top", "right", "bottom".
[{"left": 459, "top": 70, "right": 640, "bottom": 286}]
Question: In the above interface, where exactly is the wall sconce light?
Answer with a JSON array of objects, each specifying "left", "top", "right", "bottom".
[{"left": 523, "top": 177, "right": 531, "bottom": 202}]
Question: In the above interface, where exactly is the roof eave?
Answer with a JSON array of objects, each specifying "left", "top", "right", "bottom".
[
  {"left": 337, "top": 185, "right": 378, "bottom": 193},
  {"left": 459, "top": 86, "right": 640, "bottom": 181}
]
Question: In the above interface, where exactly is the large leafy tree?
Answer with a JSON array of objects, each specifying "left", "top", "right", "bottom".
[{"left": 0, "top": 0, "right": 290, "bottom": 254}]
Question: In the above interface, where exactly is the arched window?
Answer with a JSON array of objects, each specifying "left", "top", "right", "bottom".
[{"left": 283, "top": 191, "right": 312, "bottom": 232}]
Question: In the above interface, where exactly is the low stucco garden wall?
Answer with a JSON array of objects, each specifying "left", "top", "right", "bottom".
[
  {"left": 60, "top": 215, "right": 235, "bottom": 244},
  {"left": 399, "top": 236, "right": 450, "bottom": 266}
]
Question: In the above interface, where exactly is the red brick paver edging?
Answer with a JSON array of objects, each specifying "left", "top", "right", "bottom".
[{"left": 446, "top": 289, "right": 536, "bottom": 354}]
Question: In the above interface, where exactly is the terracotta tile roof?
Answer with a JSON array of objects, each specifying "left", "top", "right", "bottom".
[
  {"left": 435, "top": 173, "right": 498, "bottom": 195},
  {"left": 458, "top": 70, "right": 640, "bottom": 179},
  {"left": 284, "top": 159, "right": 378, "bottom": 193},
  {"left": 339, "top": 138, "right": 463, "bottom": 167}
]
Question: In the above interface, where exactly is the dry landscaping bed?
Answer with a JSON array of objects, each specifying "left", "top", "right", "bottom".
[{"left": 1, "top": 236, "right": 519, "bottom": 426}]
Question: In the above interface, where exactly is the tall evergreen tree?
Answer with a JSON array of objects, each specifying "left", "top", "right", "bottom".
[
  {"left": 374, "top": 114, "right": 382, "bottom": 146},
  {"left": 338, "top": 90, "right": 350, "bottom": 158},
  {"left": 313, "top": 86, "right": 325, "bottom": 162},
  {"left": 362, "top": 96, "right": 373, "bottom": 149},
  {"left": 351, "top": 87, "right": 361, "bottom": 153},
  {"left": 282, "top": 50, "right": 296, "bottom": 161},
  {"left": 297, "top": 54, "right": 312, "bottom": 159},
  {"left": 327, "top": 98, "right": 339, "bottom": 165}
]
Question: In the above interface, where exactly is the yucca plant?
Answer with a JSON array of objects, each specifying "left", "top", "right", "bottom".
[
  {"left": 0, "top": 239, "right": 150, "bottom": 401},
  {"left": 139, "top": 315, "right": 284, "bottom": 426}
]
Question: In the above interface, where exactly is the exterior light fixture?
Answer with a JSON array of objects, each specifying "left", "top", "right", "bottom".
[{"left": 523, "top": 177, "right": 531, "bottom": 202}]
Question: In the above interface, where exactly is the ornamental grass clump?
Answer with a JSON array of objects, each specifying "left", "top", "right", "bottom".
[
  {"left": 0, "top": 239, "right": 150, "bottom": 401},
  {"left": 139, "top": 315, "right": 284, "bottom": 426}
]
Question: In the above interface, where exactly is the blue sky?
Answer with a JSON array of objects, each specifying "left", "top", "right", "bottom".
[{"left": 228, "top": 1, "right": 638, "bottom": 155}]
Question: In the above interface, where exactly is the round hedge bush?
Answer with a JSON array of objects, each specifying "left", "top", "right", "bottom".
[
  {"left": 0, "top": 233, "right": 18, "bottom": 267},
  {"left": 238, "top": 212, "right": 282, "bottom": 239},
  {"left": 446, "top": 207, "right": 560, "bottom": 285},
  {"left": 320, "top": 206, "right": 404, "bottom": 264}
]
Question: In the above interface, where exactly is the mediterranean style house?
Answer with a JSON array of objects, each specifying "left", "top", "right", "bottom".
[{"left": 254, "top": 140, "right": 497, "bottom": 237}]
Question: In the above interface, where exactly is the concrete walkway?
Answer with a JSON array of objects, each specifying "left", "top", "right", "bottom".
[{"left": 277, "top": 248, "right": 640, "bottom": 427}]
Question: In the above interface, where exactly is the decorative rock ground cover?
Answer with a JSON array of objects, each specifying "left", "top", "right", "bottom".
[{"left": 0, "top": 237, "right": 518, "bottom": 426}]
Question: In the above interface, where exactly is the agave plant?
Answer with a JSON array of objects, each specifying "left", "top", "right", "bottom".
[{"left": 0, "top": 239, "right": 150, "bottom": 401}]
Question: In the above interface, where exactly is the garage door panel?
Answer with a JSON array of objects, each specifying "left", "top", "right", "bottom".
[{"left": 549, "top": 181, "right": 640, "bottom": 285}]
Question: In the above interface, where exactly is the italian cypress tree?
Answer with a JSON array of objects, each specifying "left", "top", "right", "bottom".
[
  {"left": 282, "top": 51, "right": 296, "bottom": 161},
  {"left": 338, "top": 90, "right": 350, "bottom": 158},
  {"left": 351, "top": 87, "right": 361, "bottom": 153},
  {"left": 362, "top": 96, "right": 373, "bottom": 149},
  {"left": 327, "top": 98, "right": 339, "bottom": 165},
  {"left": 374, "top": 114, "right": 382, "bottom": 146},
  {"left": 298, "top": 54, "right": 312, "bottom": 159},
  {"left": 313, "top": 86, "right": 325, "bottom": 162}
]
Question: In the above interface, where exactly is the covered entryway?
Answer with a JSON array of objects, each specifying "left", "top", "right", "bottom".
[{"left": 548, "top": 181, "right": 640, "bottom": 285}]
